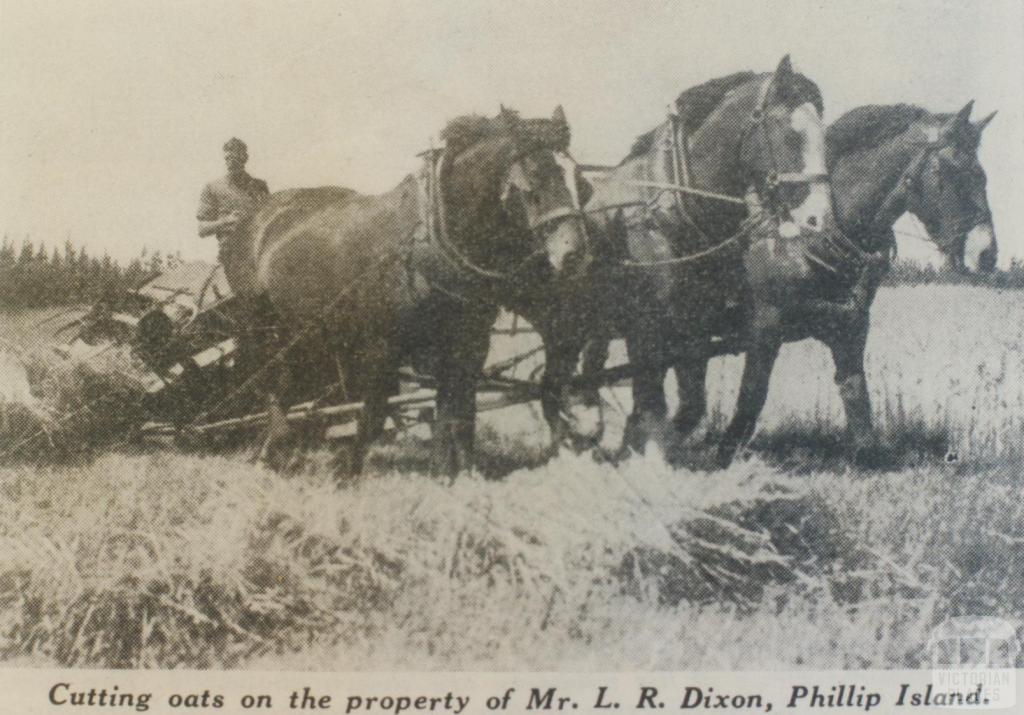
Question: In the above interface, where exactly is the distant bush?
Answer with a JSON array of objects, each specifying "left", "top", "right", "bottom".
[{"left": 883, "top": 257, "right": 1024, "bottom": 289}]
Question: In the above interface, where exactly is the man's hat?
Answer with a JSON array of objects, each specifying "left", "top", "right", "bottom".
[{"left": 223, "top": 137, "right": 247, "bottom": 152}]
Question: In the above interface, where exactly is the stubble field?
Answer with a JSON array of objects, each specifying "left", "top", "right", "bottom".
[{"left": 0, "top": 285, "right": 1022, "bottom": 670}]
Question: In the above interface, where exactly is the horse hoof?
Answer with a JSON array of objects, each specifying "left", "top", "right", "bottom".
[
  {"left": 850, "top": 442, "right": 890, "bottom": 469},
  {"left": 260, "top": 449, "right": 292, "bottom": 473},
  {"left": 562, "top": 431, "right": 601, "bottom": 455},
  {"left": 593, "top": 444, "right": 628, "bottom": 466},
  {"left": 431, "top": 456, "right": 472, "bottom": 481},
  {"left": 714, "top": 447, "right": 736, "bottom": 469}
]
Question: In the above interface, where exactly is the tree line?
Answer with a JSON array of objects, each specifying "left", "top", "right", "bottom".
[
  {"left": 0, "top": 236, "right": 178, "bottom": 310},
  {"left": 2, "top": 234, "right": 1022, "bottom": 311}
]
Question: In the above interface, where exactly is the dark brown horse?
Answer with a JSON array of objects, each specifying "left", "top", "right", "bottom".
[
  {"left": 663, "top": 101, "right": 998, "bottom": 462},
  {"left": 579, "top": 56, "right": 841, "bottom": 466},
  {"left": 582, "top": 100, "right": 998, "bottom": 466},
  {"left": 217, "top": 107, "right": 592, "bottom": 475}
]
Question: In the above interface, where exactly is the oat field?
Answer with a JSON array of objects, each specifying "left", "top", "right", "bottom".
[{"left": 0, "top": 285, "right": 1022, "bottom": 670}]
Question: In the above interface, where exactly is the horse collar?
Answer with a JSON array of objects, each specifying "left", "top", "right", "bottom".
[{"left": 413, "top": 144, "right": 571, "bottom": 290}]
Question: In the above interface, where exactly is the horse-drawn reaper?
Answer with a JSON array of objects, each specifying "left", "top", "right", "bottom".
[
  {"left": 50, "top": 106, "right": 594, "bottom": 476},
  {"left": 24, "top": 61, "right": 999, "bottom": 476}
]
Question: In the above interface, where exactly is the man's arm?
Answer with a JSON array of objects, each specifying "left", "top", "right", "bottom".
[
  {"left": 198, "top": 214, "right": 239, "bottom": 237},
  {"left": 196, "top": 183, "right": 238, "bottom": 237}
]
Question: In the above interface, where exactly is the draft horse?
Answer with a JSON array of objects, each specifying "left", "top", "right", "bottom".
[
  {"left": 581, "top": 56, "right": 841, "bottom": 466},
  {"left": 216, "top": 107, "right": 592, "bottom": 475},
  {"left": 673, "top": 100, "right": 1000, "bottom": 462}
]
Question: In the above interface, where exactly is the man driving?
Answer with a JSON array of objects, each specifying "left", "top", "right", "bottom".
[{"left": 196, "top": 137, "right": 269, "bottom": 262}]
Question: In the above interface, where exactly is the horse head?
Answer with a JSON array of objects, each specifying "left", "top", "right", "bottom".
[
  {"left": 735, "top": 55, "right": 835, "bottom": 241},
  {"left": 905, "top": 102, "right": 998, "bottom": 272},
  {"left": 440, "top": 106, "right": 591, "bottom": 282}
]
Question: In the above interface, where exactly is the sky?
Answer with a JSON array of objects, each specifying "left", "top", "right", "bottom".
[{"left": 1, "top": 0, "right": 1022, "bottom": 266}]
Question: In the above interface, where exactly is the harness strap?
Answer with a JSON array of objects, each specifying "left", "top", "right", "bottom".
[
  {"left": 617, "top": 212, "right": 773, "bottom": 269},
  {"left": 591, "top": 73, "right": 839, "bottom": 272},
  {"left": 622, "top": 180, "right": 747, "bottom": 206},
  {"left": 530, "top": 205, "right": 585, "bottom": 231},
  {"left": 424, "top": 148, "right": 511, "bottom": 282},
  {"left": 775, "top": 172, "right": 830, "bottom": 184},
  {"left": 414, "top": 144, "right": 587, "bottom": 299},
  {"left": 876, "top": 145, "right": 932, "bottom": 228}
]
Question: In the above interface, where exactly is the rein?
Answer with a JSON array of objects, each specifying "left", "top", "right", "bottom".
[
  {"left": 591, "top": 75, "right": 828, "bottom": 270},
  {"left": 790, "top": 139, "right": 945, "bottom": 276},
  {"left": 875, "top": 143, "right": 934, "bottom": 233},
  {"left": 846, "top": 136, "right": 947, "bottom": 260},
  {"left": 876, "top": 137, "right": 982, "bottom": 257},
  {"left": 617, "top": 211, "right": 774, "bottom": 268}
]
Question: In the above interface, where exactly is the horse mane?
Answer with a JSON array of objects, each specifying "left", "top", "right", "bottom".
[
  {"left": 622, "top": 69, "right": 823, "bottom": 163},
  {"left": 825, "top": 104, "right": 934, "bottom": 169},
  {"left": 440, "top": 108, "right": 569, "bottom": 159},
  {"left": 774, "top": 72, "right": 824, "bottom": 116},
  {"left": 674, "top": 71, "right": 760, "bottom": 131}
]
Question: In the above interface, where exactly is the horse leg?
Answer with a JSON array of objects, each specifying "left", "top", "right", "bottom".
[
  {"left": 580, "top": 334, "right": 611, "bottom": 409},
  {"left": 809, "top": 255, "right": 886, "bottom": 463},
  {"left": 619, "top": 327, "right": 670, "bottom": 457},
  {"left": 671, "top": 344, "right": 710, "bottom": 440},
  {"left": 432, "top": 306, "right": 496, "bottom": 478},
  {"left": 257, "top": 350, "right": 308, "bottom": 471},
  {"left": 258, "top": 392, "right": 293, "bottom": 469},
  {"left": 821, "top": 310, "right": 876, "bottom": 462},
  {"left": 243, "top": 294, "right": 298, "bottom": 470},
  {"left": 540, "top": 331, "right": 600, "bottom": 453},
  {"left": 716, "top": 308, "right": 782, "bottom": 467},
  {"left": 346, "top": 338, "right": 398, "bottom": 476}
]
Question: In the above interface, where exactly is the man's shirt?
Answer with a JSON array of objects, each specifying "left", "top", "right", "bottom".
[{"left": 196, "top": 173, "right": 270, "bottom": 236}]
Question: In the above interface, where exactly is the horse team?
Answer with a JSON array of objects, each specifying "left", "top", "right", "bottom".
[{"left": 223, "top": 55, "right": 998, "bottom": 476}]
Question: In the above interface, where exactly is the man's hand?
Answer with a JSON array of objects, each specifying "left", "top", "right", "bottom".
[
  {"left": 220, "top": 210, "right": 241, "bottom": 232},
  {"left": 198, "top": 211, "right": 241, "bottom": 238}
]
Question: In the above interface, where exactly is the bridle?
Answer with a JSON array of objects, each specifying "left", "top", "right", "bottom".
[
  {"left": 419, "top": 141, "right": 588, "bottom": 288},
  {"left": 875, "top": 142, "right": 938, "bottom": 234},
  {"left": 737, "top": 74, "right": 830, "bottom": 212},
  {"left": 596, "top": 75, "right": 831, "bottom": 268},
  {"left": 509, "top": 147, "right": 589, "bottom": 235},
  {"left": 876, "top": 134, "right": 989, "bottom": 256}
]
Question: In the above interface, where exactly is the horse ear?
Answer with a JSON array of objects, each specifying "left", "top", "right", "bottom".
[
  {"left": 942, "top": 100, "right": 974, "bottom": 138},
  {"left": 552, "top": 105, "right": 567, "bottom": 127},
  {"left": 974, "top": 110, "right": 997, "bottom": 133},
  {"left": 773, "top": 54, "right": 794, "bottom": 84},
  {"left": 551, "top": 105, "right": 571, "bottom": 150},
  {"left": 955, "top": 100, "right": 975, "bottom": 125}
]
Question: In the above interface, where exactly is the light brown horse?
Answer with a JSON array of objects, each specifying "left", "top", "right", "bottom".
[{"left": 218, "top": 107, "right": 592, "bottom": 475}]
